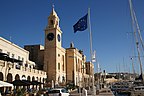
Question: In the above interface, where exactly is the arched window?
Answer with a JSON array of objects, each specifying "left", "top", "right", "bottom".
[
  {"left": 62, "top": 76, "right": 65, "bottom": 82},
  {"left": 15, "top": 74, "right": 20, "bottom": 80},
  {"left": 50, "top": 20, "right": 54, "bottom": 25},
  {"left": 0, "top": 49, "right": 2, "bottom": 53},
  {"left": 22, "top": 75, "right": 26, "bottom": 80},
  {"left": 58, "top": 76, "right": 60, "bottom": 82},
  {"left": 58, "top": 63, "right": 60, "bottom": 70},
  {"left": 0, "top": 72, "right": 3, "bottom": 80}
]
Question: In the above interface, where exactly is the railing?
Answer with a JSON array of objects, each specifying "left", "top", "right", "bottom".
[{"left": 0, "top": 60, "right": 46, "bottom": 75}]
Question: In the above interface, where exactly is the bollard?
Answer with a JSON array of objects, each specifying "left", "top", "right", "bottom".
[
  {"left": 96, "top": 90, "right": 99, "bottom": 95},
  {"left": 82, "top": 88, "right": 87, "bottom": 96}
]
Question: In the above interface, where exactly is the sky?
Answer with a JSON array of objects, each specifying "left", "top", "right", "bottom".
[{"left": 0, "top": 0, "right": 144, "bottom": 73}]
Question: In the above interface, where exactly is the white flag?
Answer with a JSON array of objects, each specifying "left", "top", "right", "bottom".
[
  {"left": 97, "top": 62, "right": 101, "bottom": 72},
  {"left": 97, "top": 62, "right": 100, "bottom": 69},
  {"left": 92, "top": 50, "right": 96, "bottom": 62}
]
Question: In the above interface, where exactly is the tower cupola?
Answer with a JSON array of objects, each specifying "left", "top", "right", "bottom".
[
  {"left": 50, "top": 5, "right": 58, "bottom": 18},
  {"left": 47, "top": 5, "right": 60, "bottom": 29}
]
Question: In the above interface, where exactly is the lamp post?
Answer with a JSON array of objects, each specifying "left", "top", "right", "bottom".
[
  {"left": 78, "top": 66, "right": 81, "bottom": 96},
  {"left": 92, "top": 64, "right": 96, "bottom": 96}
]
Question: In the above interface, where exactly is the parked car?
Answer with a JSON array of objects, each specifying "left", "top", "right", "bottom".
[{"left": 48, "top": 88, "right": 70, "bottom": 96}]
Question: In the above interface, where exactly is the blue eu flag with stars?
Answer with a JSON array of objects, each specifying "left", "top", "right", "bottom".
[{"left": 73, "top": 13, "right": 88, "bottom": 33}]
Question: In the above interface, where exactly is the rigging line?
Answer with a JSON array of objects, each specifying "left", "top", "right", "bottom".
[
  {"left": 128, "top": 31, "right": 137, "bottom": 71},
  {"left": 129, "top": 0, "right": 143, "bottom": 76},
  {"left": 131, "top": 57, "right": 136, "bottom": 78},
  {"left": 133, "top": 10, "right": 144, "bottom": 52}
]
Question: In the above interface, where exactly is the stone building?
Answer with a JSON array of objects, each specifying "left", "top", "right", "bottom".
[
  {"left": 24, "top": 7, "right": 94, "bottom": 87},
  {"left": 24, "top": 45, "right": 44, "bottom": 70},
  {"left": 85, "top": 62, "right": 94, "bottom": 86},
  {"left": 66, "top": 44, "right": 92, "bottom": 87},
  {"left": 0, "top": 37, "right": 47, "bottom": 84}
]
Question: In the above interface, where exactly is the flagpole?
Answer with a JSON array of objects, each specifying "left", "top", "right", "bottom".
[{"left": 88, "top": 8, "right": 96, "bottom": 96}]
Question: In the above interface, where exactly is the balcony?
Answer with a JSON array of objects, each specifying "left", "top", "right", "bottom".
[{"left": 0, "top": 53, "right": 46, "bottom": 75}]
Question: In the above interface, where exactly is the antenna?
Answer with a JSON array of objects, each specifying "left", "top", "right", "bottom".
[{"left": 10, "top": 36, "right": 12, "bottom": 42}]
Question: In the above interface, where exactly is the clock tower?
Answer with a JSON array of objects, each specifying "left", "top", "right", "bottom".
[
  {"left": 44, "top": 6, "right": 66, "bottom": 85},
  {"left": 45, "top": 6, "right": 62, "bottom": 48}
]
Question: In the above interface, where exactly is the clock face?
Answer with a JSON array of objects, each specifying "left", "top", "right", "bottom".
[
  {"left": 47, "top": 33, "right": 54, "bottom": 41},
  {"left": 57, "top": 34, "right": 61, "bottom": 42}
]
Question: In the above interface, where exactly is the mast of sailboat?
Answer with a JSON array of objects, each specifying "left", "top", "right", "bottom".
[
  {"left": 131, "top": 57, "right": 136, "bottom": 80},
  {"left": 129, "top": 0, "right": 143, "bottom": 80},
  {"left": 133, "top": 10, "right": 144, "bottom": 51}
]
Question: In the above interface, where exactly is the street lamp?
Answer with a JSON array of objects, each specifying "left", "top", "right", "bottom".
[
  {"left": 78, "top": 65, "right": 81, "bottom": 96},
  {"left": 92, "top": 63, "right": 96, "bottom": 96}
]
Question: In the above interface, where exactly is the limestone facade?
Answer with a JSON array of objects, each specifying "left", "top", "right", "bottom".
[
  {"left": 24, "top": 45, "right": 44, "bottom": 70},
  {"left": 23, "top": 7, "right": 94, "bottom": 87},
  {"left": 0, "top": 6, "right": 94, "bottom": 89},
  {"left": 0, "top": 37, "right": 47, "bottom": 83}
]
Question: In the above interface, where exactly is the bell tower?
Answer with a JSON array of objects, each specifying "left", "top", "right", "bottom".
[
  {"left": 45, "top": 5, "right": 62, "bottom": 48},
  {"left": 44, "top": 6, "right": 63, "bottom": 83},
  {"left": 48, "top": 5, "right": 60, "bottom": 29}
]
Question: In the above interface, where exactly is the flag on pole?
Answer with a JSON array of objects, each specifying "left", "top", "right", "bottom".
[{"left": 73, "top": 13, "right": 88, "bottom": 33}]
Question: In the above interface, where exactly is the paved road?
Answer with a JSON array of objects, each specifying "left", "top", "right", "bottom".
[
  {"left": 70, "top": 88, "right": 114, "bottom": 96},
  {"left": 69, "top": 89, "right": 93, "bottom": 96}
]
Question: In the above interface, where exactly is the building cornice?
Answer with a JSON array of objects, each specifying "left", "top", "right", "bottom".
[{"left": 0, "top": 37, "right": 29, "bottom": 54}]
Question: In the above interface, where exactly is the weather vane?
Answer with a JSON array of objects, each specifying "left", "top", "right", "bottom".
[{"left": 52, "top": 4, "right": 54, "bottom": 9}]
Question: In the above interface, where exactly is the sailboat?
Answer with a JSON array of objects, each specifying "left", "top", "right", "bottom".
[{"left": 129, "top": 0, "right": 144, "bottom": 95}]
